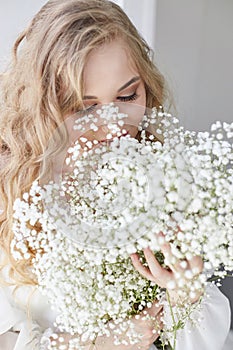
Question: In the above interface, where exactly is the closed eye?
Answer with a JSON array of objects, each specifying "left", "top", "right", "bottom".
[
  {"left": 117, "top": 92, "right": 139, "bottom": 102},
  {"left": 80, "top": 103, "right": 98, "bottom": 114}
]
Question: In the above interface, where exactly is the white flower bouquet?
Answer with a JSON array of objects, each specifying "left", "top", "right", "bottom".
[{"left": 11, "top": 104, "right": 233, "bottom": 349}]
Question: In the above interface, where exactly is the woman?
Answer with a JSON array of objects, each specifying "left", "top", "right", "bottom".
[{"left": 0, "top": 1, "right": 231, "bottom": 349}]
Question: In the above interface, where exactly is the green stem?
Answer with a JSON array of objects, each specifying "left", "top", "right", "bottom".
[
  {"left": 88, "top": 334, "right": 98, "bottom": 350},
  {"left": 166, "top": 291, "right": 177, "bottom": 350}
]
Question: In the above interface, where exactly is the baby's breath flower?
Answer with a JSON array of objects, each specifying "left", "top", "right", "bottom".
[{"left": 11, "top": 105, "right": 233, "bottom": 348}]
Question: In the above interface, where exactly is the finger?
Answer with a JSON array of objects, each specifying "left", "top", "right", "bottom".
[
  {"left": 143, "top": 248, "right": 173, "bottom": 287},
  {"left": 158, "top": 233, "right": 192, "bottom": 274},
  {"left": 130, "top": 253, "right": 156, "bottom": 282},
  {"left": 188, "top": 255, "right": 203, "bottom": 275},
  {"left": 141, "top": 310, "right": 163, "bottom": 346},
  {"left": 152, "top": 308, "right": 164, "bottom": 331},
  {"left": 144, "top": 301, "right": 163, "bottom": 317},
  {"left": 134, "top": 318, "right": 162, "bottom": 349},
  {"left": 157, "top": 233, "right": 178, "bottom": 267}
]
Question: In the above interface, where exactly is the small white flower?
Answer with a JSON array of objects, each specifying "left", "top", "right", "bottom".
[{"left": 11, "top": 105, "right": 233, "bottom": 348}]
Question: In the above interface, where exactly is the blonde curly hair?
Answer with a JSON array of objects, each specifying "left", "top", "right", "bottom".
[{"left": 0, "top": 0, "right": 170, "bottom": 285}]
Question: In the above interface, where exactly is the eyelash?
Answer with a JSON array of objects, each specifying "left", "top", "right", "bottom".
[
  {"left": 81, "top": 92, "right": 139, "bottom": 113},
  {"left": 117, "top": 92, "right": 139, "bottom": 102},
  {"left": 85, "top": 104, "right": 98, "bottom": 113}
]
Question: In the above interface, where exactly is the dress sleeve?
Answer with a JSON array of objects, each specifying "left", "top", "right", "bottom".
[
  {"left": 0, "top": 288, "right": 52, "bottom": 350},
  {"left": 163, "top": 283, "right": 231, "bottom": 350}
]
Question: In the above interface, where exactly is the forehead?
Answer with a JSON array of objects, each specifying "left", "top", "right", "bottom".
[{"left": 83, "top": 39, "right": 138, "bottom": 94}]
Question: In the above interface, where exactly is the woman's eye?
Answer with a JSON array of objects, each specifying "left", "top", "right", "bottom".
[
  {"left": 81, "top": 103, "right": 98, "bottom": 113},
  {"left": 117, "top": 92, "right": 139, "bottom": 102},
  {"left": 86, "top": 103, "right": 98, "bottom": 112}
]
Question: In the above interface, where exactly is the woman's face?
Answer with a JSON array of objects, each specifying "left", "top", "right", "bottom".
[
  {"left": 56, "top": 40, "right": 147, "bottom": 180},
  {"left": 81, "top": 39, "right": 147, "bottom": 140}
]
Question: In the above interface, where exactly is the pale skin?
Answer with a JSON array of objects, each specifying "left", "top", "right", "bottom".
[{"left": 59, "top": 39, "right": 203, "bottom": 350}]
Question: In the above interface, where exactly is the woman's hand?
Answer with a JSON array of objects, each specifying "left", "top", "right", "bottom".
[
  {"left": 56, "top": 301, "right": 163, "bottom": 350},
  {"left": 130, "top": 234, "right": 204, "bottom": 306},
  {"left": 91, "top": 300, "right": 163, "bottom": 350}
]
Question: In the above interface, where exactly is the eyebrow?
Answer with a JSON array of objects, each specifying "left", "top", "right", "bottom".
[
  {"left": 83, "top": 76, "right": 140, "bottom": 100},
  {"left": 118, "top": 76, "right": 140, "bottom": 92}
]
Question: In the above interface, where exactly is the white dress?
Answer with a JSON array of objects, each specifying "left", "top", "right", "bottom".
[{"left": 0, "top": 280, "right": 232, "bottom": 350}]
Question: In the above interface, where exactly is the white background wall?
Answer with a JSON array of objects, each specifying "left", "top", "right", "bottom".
[
  {"left": 113, "top": 0, "right": 157, "bottom": 51},
  {"left": 0, "top": 0, "right": 47, "bottom": 70},
  {"left": 155, "top": 0, "right": 233, "bottom": 130},
  {"left": 1, "top": 0, "right": 233, "bottom": 326}
]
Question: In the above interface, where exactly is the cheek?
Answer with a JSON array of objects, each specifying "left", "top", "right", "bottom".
[{"left": 138, "top": 85, "right": 147, "bottom": 107}]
